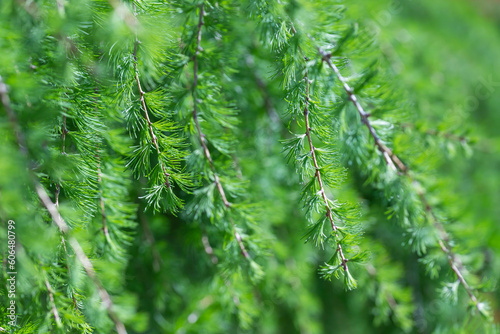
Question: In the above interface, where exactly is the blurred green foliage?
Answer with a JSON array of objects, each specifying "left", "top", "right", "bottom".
[{"left": 0, "top": 0, "right": 499, "bottom": 333}]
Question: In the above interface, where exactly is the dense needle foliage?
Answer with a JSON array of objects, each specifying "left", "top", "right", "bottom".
[{"left": 1, "top": 0, "right": 499, "bottom": 333}]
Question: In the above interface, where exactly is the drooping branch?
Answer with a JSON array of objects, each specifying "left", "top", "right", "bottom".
[
  {"left": 42, "top": 268, "right": 63, "bottom": 328},
  {"left": 55, "top": 115, "right": 66, "bottom": 206},
  {"left": 96, "top": 154, "right": 110, "bottom": 240},
  {"left": 132, "top": 35, "right": 171, "bottom": 188},
  {"left": 37, "top": 184, "right": 128, "bottom": 333},
  {"left": 191, "top": 3, "right": 249, "bottom": 259},
  {"left": 284, "top": 25, "right": 356, "bottom": 285},
  {"left": 0, "top": 76, "right": 128, "bottom": 334},
  {"left": 55, "top": 114, "right": 79, "bottom": 309},
  {"left": 319, "top": 50, "right": 481, "bottom": 309},
  {"left": 319, "top": 51, "right": 405, "bottom": 173},
  {"left": 303, "top": 72, "right": 350, "bottom": 273}
]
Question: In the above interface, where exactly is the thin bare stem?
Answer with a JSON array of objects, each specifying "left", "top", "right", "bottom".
[
  {"left": 42, "top": 270, "right": 62, "bottom": 328},
  {"left": 191, "top": 3, "right": 249, "bottom": 259},
  {"left": 0, "top": 76, "right": 127, "bottom": 333},
  {"left": 319, "top": 49, "right": 480, "bottom": 309},
  {"left": 202, "top": 233, "right": 219, "bottom": 264},
  {"left": 96, "top": 155, "right": 110, "bottom": 240},
  {"left": 303, "top": 73, "right": 350, "bottom": 273}
]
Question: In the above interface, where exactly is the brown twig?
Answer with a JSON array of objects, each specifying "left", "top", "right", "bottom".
[
  {"left": 0, "top": 76, "right": 127, "bottom": 333},
  {"left": 303, "top": 73, "right": 350, "bottom": 273},
  {"left": 287, "top": 28, "right": 350, "bottom": 274},
  {"left": 319, "top": 49, "right": 481, "bottom": 310},
  {"left": 191, "top": 3, "right": 249, "bottom": 259},
  {"left": 320, "top": 51, "right": 406, "bottom": 173}
]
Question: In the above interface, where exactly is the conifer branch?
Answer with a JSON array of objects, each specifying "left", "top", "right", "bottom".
[
  {"left": 43, "top": 271, "right": 63, "bottom": 328},
  {"left": 191, "top": 3, "right": 249, "bottom": 259},
  {"left": 37, "top": 185, "right": 128, "bottom": 334},
  {"left": 319, "top": 50, "right": 405, "bottom": 173},
  {"left": 56, "top": 116, "right": 79, "bottom": 310},
  {"left": 55, "top": 115, "right": 66, "bottom": 207},
  {"left": 0, "top": 76, "right": 128, "bottom": 334},
  {"left": 62, "top": 115, "right": 67, "bottom": 154},
  {"left": 303, "top": 73, "right": 350, "bottom": 273},
  {"left": 133, "top": 34, "right": 171, "bottom": 188},
  {"left": 319, "top": 49, "right": 481, "bottom": 310},
  {"left": 93, "top": 84, "right": 110, "bottom": 241},
  {"left": 97, "top": 155, "right": 110, "bottom": 239}
]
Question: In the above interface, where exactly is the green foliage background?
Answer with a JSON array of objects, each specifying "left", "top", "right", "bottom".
[{"left": 0, "top": 0, "right": 499, "bottom": 333}]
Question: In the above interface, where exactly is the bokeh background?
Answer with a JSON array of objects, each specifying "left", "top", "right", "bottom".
[{"left": 0, "top": 0, "right": 499, "bottom": 333}]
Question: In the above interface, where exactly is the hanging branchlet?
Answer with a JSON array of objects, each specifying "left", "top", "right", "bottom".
[
  {"left": 133, "top": 36, "right": 171, "bottom": 189},
  {"left": 302, "top": 72, "right": 351, "bottom": 278},
  {"left": 253, "top": 3, "right": 362, "bottom": 289},
  {"left": 319, "top": 47, "right": 484, "bottom": 312},
  {"left": 96, "top": 153, "right": 109, "bottom": 239},
  {"left": 0, "top": 77, "right": 128, "bottom": 334},
  {"left": 37, "top": 185, "right": 128, "bottom": 334},
  {"left": 190, "top": 3, "right": 250, "bottom": 260},
  {"left": 41, "top": 265, "right": 63, "bottom": 329},
  {"left": 114, "top": 3, "right": 193, "bottom": 213}
]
